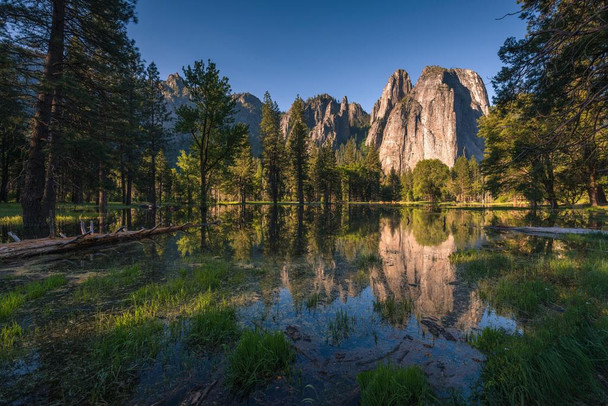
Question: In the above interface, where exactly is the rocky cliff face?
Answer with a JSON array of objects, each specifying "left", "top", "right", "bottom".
[
  {"left": 281, "top": 94, "right": 370, "bottom": 148},
  {"left": 367, "top": 66, "right": 489, "bottom": 174},
  {"left": 367, "top": 69, "right": 413, "bottom": 148},
  {"left": 161, "top": 73, "right": 264, "bottom": 158}
]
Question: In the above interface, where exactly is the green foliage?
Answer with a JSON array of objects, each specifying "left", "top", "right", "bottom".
[
  {"left": 226, "top": 329, "right": 295, "bottom": 394},
  {"left": 187, "top": 306, "right": 239, "bottom": 350},
  {"left": 287, "top": 96, "right": 310, "bottom": 204},
  {"left": 455, "top": 237, "right": 608, "bottom": 404},
  {"left": 225, "top": 142, "right": 257, "bottom": 204},
  {"left": 260, "top": 91, "right": 286, "bottom": 204},
  {"left": 75, "top": 265, "right": 142, "bottom": 302},
  {"left": 0, "top": 275, "right": 67, "bottom": 321},
  {"left": 175, "top": 60, "right": 247, "bottom": 217},
  {"left": 412, "top": 159, "right": 450, "bottom": 202},
  {"left": 357, "top": 364, "right": 437, "bottom": 406},
  {"left": 0, "top": 321, "right": 23, "bottom": 358}
]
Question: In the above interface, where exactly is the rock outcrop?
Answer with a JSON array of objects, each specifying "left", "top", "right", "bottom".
[
  {"left": 281, "top": 94, "right": 369, "bottom": 148},
  {"left": 367, "top": 66, "right": 489, "bottom": 174},
  {"left": 161, "top": 73, "right": 264, "bottom": 158},
  {"left": 367, "top": 69, "right": 413, "bottom": 148}
]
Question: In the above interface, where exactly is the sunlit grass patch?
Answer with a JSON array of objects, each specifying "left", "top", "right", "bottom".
[
  {"left": 0, "top": 275, "right": 67, "bottom": 321},
  {"left": 481, "top": 277, "right": 555, "bottom": 317},
  {"left": 226, "top": 329, "right": 295, "bottom": 395},
  {"left": 328, "top": 308, "right": 354, "bottom": 345},
  {"left": 0, "top": 322, "right": 23, "bottom": 358},
  {"left": 373, "top": 296, "right": 412, "bottom": 327},
  {"left": 90, "top": 302, "right": 165, "bottom": 401},
  {"left": 357, "top": 364, "right": 437, "bottom": 406},
  {"left": 75, "top": 265, "right": 142, "bottom": 302},
  {"left": 450, "top": 249, "right": 512, "bottom": 282}
]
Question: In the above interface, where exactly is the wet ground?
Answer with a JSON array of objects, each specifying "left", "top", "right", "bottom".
[{"left": 0, "top": 205, "right": 606, "bottom": 404}]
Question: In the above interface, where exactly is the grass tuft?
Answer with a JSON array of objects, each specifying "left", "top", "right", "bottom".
[
  {"left": 187, "top": 306, "right": 239, "bottom": 350},
  {"left": 373, "top": 296, "right": 412, "bottom": 326},
  {"left": 0, "top": 321, "right": 23, "bottom": 358},
  {"left": 357, "top": 364, "right": 437, "bottom": 406},
  {"left": 328, "top": 309, "right": 354, "bottom": 345},
  {"left": 226, "top": 329, "right": 295, "bottom": 394}
]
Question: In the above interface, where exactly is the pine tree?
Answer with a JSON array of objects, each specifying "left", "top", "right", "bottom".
[
  {"left": 260, "top": 91, "right": 285, "bottom": 204},
  {"left": 287, "top": 96, "right": 309, "bottom": 205},
  {"left": 141, "top": 62, "right": 171, "bottom": 207},
  {"left": 227, "top": 143, "right": 256, "bottom": 205},
  {"left": 2, "top": 0, "right": 137, "bottom": 236},
  {"left": 175, "top": 60, "right": 247, "bottom": 224}
]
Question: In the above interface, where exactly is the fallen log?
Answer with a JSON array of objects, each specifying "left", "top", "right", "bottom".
[
  {"left": 485, "top": 226, "right": 608, "bottom": 238},
  {"left": 0, "top": 222, "right": 217, "bottom": 260}
]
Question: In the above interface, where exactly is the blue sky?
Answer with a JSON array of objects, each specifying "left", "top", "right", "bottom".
[{"left": 128, "top": 0, "right": 527, "bottom": 111}]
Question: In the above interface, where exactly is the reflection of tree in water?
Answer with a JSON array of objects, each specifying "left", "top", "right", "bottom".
[{"left": 410, "top": 210, "right": 449, "bottom": 246}]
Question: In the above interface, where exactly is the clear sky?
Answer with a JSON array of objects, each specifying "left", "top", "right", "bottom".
[{"left": 128, "top": 0, "right": 527, "bottom": 112}]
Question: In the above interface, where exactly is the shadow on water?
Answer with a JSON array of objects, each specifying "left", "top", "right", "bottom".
[{"left": 0, "top": 204, "right": 605, "bottom": 404}]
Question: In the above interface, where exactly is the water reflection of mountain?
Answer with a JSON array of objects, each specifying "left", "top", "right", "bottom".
[{"left": 372, "top": 211, "right": 487, "bottom": 331}]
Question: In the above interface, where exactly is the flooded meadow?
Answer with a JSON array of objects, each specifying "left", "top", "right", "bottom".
[{"left": 0, "top": 205, "right": 607, "bottom": 404}]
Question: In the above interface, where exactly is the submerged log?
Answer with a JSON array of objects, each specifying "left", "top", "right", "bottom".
[
  {"left": 0, "top": 222, "right": 215, "bottom": 260},
  {"left": 485, "top": 226, "right": 608, "bottom": 237}
]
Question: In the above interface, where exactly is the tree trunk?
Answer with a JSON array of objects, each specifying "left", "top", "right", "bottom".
[
  {"left": 588, "top": 169, "right": 607, "bottom": 206},
  {"left": 98, "top": 164, "right": 107, "bottom": 212},
  {"left": 0, "top": 132, "right": 9, "bottom": 202},
  {"left": 21, "top": 0, "right": 65, "bottom": 238},
  {"left": 126, "top": 169, "right": 133, "bottom": 205}
]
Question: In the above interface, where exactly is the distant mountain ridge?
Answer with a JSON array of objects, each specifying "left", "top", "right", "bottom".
[{"left": 161, "top": 66, "right": 489, "bottom": 174}]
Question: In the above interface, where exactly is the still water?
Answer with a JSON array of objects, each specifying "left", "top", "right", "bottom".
[{"left": 0, "top": 205, "right": 605, "bottom": 404}]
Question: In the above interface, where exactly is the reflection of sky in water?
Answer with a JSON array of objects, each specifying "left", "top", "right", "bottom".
[
  {"left": 4, "top": 205, "right": 593, "bottom": 403},
  {"left": 477, "top": 307, "right": 520, "bottom": 334}
]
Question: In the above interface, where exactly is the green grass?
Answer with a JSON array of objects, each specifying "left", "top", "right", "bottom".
[
  {"left": 226, "top": 329, "right": 295, "bottom": 395},
  {"left": 357, "top": 364, "right": 437, "bottom": 406},
  {"left": 0, "top": 321, "right": 23, "bottom": 358},
  {"left": 482, "top": 277, "right": 555, "bottom": 317},
  {"left": 187, "top": 306, "right": 239, "bottom": 350},
  {"left": 373, "top": 296, "right": 412, "bottom": 326},
  {"left": 91, "top": 303, "right": 165, "bottom": 401},
  {"left": 305, "top": 292, "right": 321, "bottom": 310},
  {"left": 75, "top": 265, "right": 142, "bottom": 302},
  {"left": 454, "top": 237, "right": 608, "bottom": 404},
  {"left": 328, "top": 308, "right": 354, "bottom": 345},
  {"left": 0, "top": 275, "right": 67, "bottom": 321},
  {"left": 450, "top": 249, "right": 512, "bottom": 282}
]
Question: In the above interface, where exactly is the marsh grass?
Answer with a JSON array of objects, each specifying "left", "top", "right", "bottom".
[
  {"left": 305, "top": 292, "right": 321, "bottom": 310},
  {"left": 373, "top": 296, "right": 412, "bottom": 326},
  {"left": 357, "top": 364, "right": 437, "bottom": 406},
  {"left": 187, "top": 306, "right": 239, "bottom": 350},
  {"left": 481, "top": 277, "right": 555, "bottom": 317},
  {"left": 226, "top": 329, "right": 295, "bottom": 395},
  {"left": 75, "top": 265, "right": 142, "bottom": 302},
  {"left": 0, "top": 322, "right": 23, "bottom": 358},
  {"left": 328, "top": 308, "right": 354, "bottom": 345},
  {"left": 450, "top": 249, "right": 512, "bottom": 282},
  {"left": 0, "top": 275, "right": 67, "bottom": 321},
  {"left": 90, "top": 302, "right": 165, "bottom": 401},
  {"left": 454, "top": 237, "right": 608, "bottom": 404}
]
